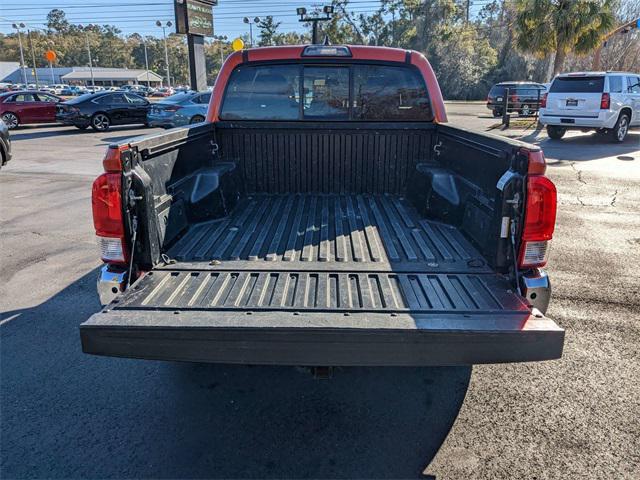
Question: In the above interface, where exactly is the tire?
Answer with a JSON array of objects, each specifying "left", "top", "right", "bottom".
[
  {"left": 189, "top": 115, "right": 205, "bottom": 124},
  {"left": 1, "top": 112, "right": 19, "bottom": 130},
  {"left": 75, "top": 124, "right": 89, "bottom": 130},
  {"left": 546, "top": 125, "right": 566, "bottom": 140},
  {"left": 519, "top": 104, "right": 533, "bottom": 116},
  {"left": 91, "top": 113, "right": 110, "bottom": 132},
  {"left": 492, "top": 109, "right": 502, "bottom": 118},
  {"left": 610, "top": 113, "right": 630, "bottom": 143}
]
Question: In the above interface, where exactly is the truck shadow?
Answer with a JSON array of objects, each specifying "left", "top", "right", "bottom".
[{"left": 1, "top": 269, "right": 471, "bottom": 479}]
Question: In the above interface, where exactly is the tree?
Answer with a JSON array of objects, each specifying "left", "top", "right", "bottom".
[
  {"left": 429, "top": 25, "right": 498, "bottom": 99},
  {"left": 514, "top": 0, "right": 615, "bottom": 79},
  {"left": 46, "top": 9, "right": 71, "bottom": 34},
  {"left": 258, "top": 16, "right": 282, "bottom": 46}
]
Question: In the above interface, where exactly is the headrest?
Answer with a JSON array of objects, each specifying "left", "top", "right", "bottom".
[
  {"left": 365, "top": 76, "right": 391, "bottom": 89},
  {"left": 251, "top": 74, "right": 292, "bottom": 94}
]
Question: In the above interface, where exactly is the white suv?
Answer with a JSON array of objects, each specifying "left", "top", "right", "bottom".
[{"left": 539, "top": 72, "right": 640, "bottom": 142}]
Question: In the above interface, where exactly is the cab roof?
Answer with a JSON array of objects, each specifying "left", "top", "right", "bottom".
[{"left": 239, "top": 44, "right": 414, "bottom": 64}]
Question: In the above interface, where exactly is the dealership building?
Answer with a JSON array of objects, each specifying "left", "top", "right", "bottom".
[{"left": 1, "top": 63, "right": 163, "bottom": 87}]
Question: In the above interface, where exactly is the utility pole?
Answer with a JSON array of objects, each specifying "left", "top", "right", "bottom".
[
  {"left": 296, "top": 5, "right": 334, "bottom": 44},
  {"left": 78, "top": 24, "right": 96, "bottom": 88},
  {"left": 592, "top": 17, "right": 640, "bottom": 70},
  {"left": 12, "top": 23, "right": 28, "bottom": 86},
  {"left": 465, "top": 0, "right": 471, "bottom": 25},
  {"left": 243, "top": 17, "right": 260, "bottom": 47},
  {"left": 27, "top": 29, "right": 39, "bottom": 88},
  {"left": 156, "top": 20, "right": 173, "bottom": 87}
]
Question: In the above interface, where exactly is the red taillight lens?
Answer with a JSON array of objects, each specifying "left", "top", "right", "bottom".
[
  {"left": 510, "top": 94, "right": 518, "bottom": 102},
  {"left": 521, "top": 147, "right": 547, "bottom": 175},
  {"left": 102, "top": 145, "right": 128, "bottom": 172},
  {"left": 540, "top": 93, "right": 547, "bottom": 108},
  {"left": 519, "top": 175, "right": 557, "bottom": 268},
  {"left": 600, "top": 92, "right": 610, "bottom": 110},
  {"left": 164, "top": 105, "right": 182, "bottom": 112},
  {"left": 92, "top": 173, "right": 127, "bottom": 263}
]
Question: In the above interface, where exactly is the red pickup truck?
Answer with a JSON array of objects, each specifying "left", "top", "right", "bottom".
[{"left": 81, "top": 45, "right": 564, "bottom": 366}]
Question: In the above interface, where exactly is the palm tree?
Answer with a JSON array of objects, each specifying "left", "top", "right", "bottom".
[{"left": 514, "top": 0, "right": 615, "bottom": 79}]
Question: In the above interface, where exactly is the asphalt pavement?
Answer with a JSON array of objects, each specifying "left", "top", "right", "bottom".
[{"left": 1, "top": 111, "right": 639, "bottom": 479}]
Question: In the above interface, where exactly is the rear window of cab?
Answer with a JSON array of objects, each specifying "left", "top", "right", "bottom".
[{"left": 220, "top": 63, "right": 433, "bottom": 121}]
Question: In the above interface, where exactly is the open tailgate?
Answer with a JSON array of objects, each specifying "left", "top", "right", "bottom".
[{"left": 81, "top": 269, "right": 564, "bottom": 366}]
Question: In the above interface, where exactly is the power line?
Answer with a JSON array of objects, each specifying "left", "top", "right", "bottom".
[{"left": 3, "top": 0, "right": 383, "bottom": 10}]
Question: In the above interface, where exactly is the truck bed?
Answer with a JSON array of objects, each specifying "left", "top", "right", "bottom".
[
  {"left": 82, "top": 193, "right": 564, "bottom": 366},
  {"left": 165, "top": 193, "right": 489, "bottom": 273}
]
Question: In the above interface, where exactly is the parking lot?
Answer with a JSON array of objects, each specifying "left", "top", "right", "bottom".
[{"left": 1, "top": 106, "right": 639, "bottom": 479}]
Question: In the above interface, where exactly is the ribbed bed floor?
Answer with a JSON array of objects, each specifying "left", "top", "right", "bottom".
[{"left": 166, "top": 194, "right": 488, "bottom": 273}]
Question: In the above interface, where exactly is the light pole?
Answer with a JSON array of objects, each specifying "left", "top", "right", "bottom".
[
  {"left": 47, "top": 41, "right": 56, "bottom": 84},
  {"left": 296, "top": 6, "right": 334, "bottom": 45},
  {"left": 27, "top": 29, "right": 39, "bottom": 88},
  {"left": 243, "top": 17, "right": 260, "bottom": 47},
  {"left": 156, "top": 20, "right": 173, "bottom": 88},
  {"left": 142, "top": 38, "right": 151, "bottom": 87},
  {"left": 78, "top": 24, "right": 96, "bottom": 88},
  {"left": 12, "top": 23, "right": 28, "bottom": 86}
]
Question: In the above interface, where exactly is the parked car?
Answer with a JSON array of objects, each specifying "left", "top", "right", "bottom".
[
  {"left": 147, "top": 91, "right": 210, "bottom": 128},
  {"left": 0, "top": 118, "right": 11, "bottom": 169},
  {"left": 539, "top": 71, "right": 640, "bottom": 142},
  {"left": 121, "top": 84, "right": 154, "bottom": 97},
  {"left": 487, "top": 82, "right": 547, "bottom": 117},
  {"left": 0, "top": 90, "right": 62, "bottom": 129},
  {"left": 82, "top": 44, "right": 563, "bottom": 368},
  {"left": 56, "top": 91, "right": 150, "bottom": 131},
  {"left": 47, "top": 84, "right": 70, "bottom": 94},
  {"left": 150, "top": 87, "right": 174, "bottom": 97},
  {"left": 60, "top": 86, "right": 86, "bottom": 96}
]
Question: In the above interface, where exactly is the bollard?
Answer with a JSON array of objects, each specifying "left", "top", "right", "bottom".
[{"left": 502, "top": 87, "right": 510, "bottom": 128}]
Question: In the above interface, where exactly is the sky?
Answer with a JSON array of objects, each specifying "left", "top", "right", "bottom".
[{"left": 0, "top": 0, "right": 487, "bottom": 40}]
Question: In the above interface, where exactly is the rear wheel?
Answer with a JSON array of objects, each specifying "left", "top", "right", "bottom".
[
  {"left": 610, "top": 113, "right": 630, "bottom": 143},
  {"left": 1, "top": 112, "right": 19, "bottom": 129},
  {"left": 492, "top": 109, "right": 502, "bottom": 118},
  {"left": 546, "top": 125, "right": 566, "bottom": 140},
  {"left": 91, "top": 113, "right": 110, "bottom": 131},
  {"left": 190, "top": 115, "right": 205, "bottom": 124}
]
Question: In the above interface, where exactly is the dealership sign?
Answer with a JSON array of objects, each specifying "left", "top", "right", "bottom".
[{"left": 175, "top": 0, "right": 216, "bottom": 37}]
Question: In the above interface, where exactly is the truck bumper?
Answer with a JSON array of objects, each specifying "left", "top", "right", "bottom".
[{"left": 81, "top": 309, "right": 564, "bottom": 367}]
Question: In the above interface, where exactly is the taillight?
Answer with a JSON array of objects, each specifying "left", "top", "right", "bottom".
[
  {"left": 518, "top": 175, "right": 557, "bottom": 269},
  {"left": 102, "top": 144, "right": 128, "bottom": 172},
  {"left": 510, "top": 94, "right": 518, "bottom": 102},
  {"left": 92, "top": 173, "right": 128, "bottom": 264},
  {"left": 600, "top": 92, "right": 610, "bottom": 110},
  {"left": 164, "top": 105, "right": 182, "bottom": 112},
  {"left": 540, "top": 93, "right": 547, "bottom": 108},
  {"left": 521, "top": 147, "right": 546, "bottom": 175}
]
